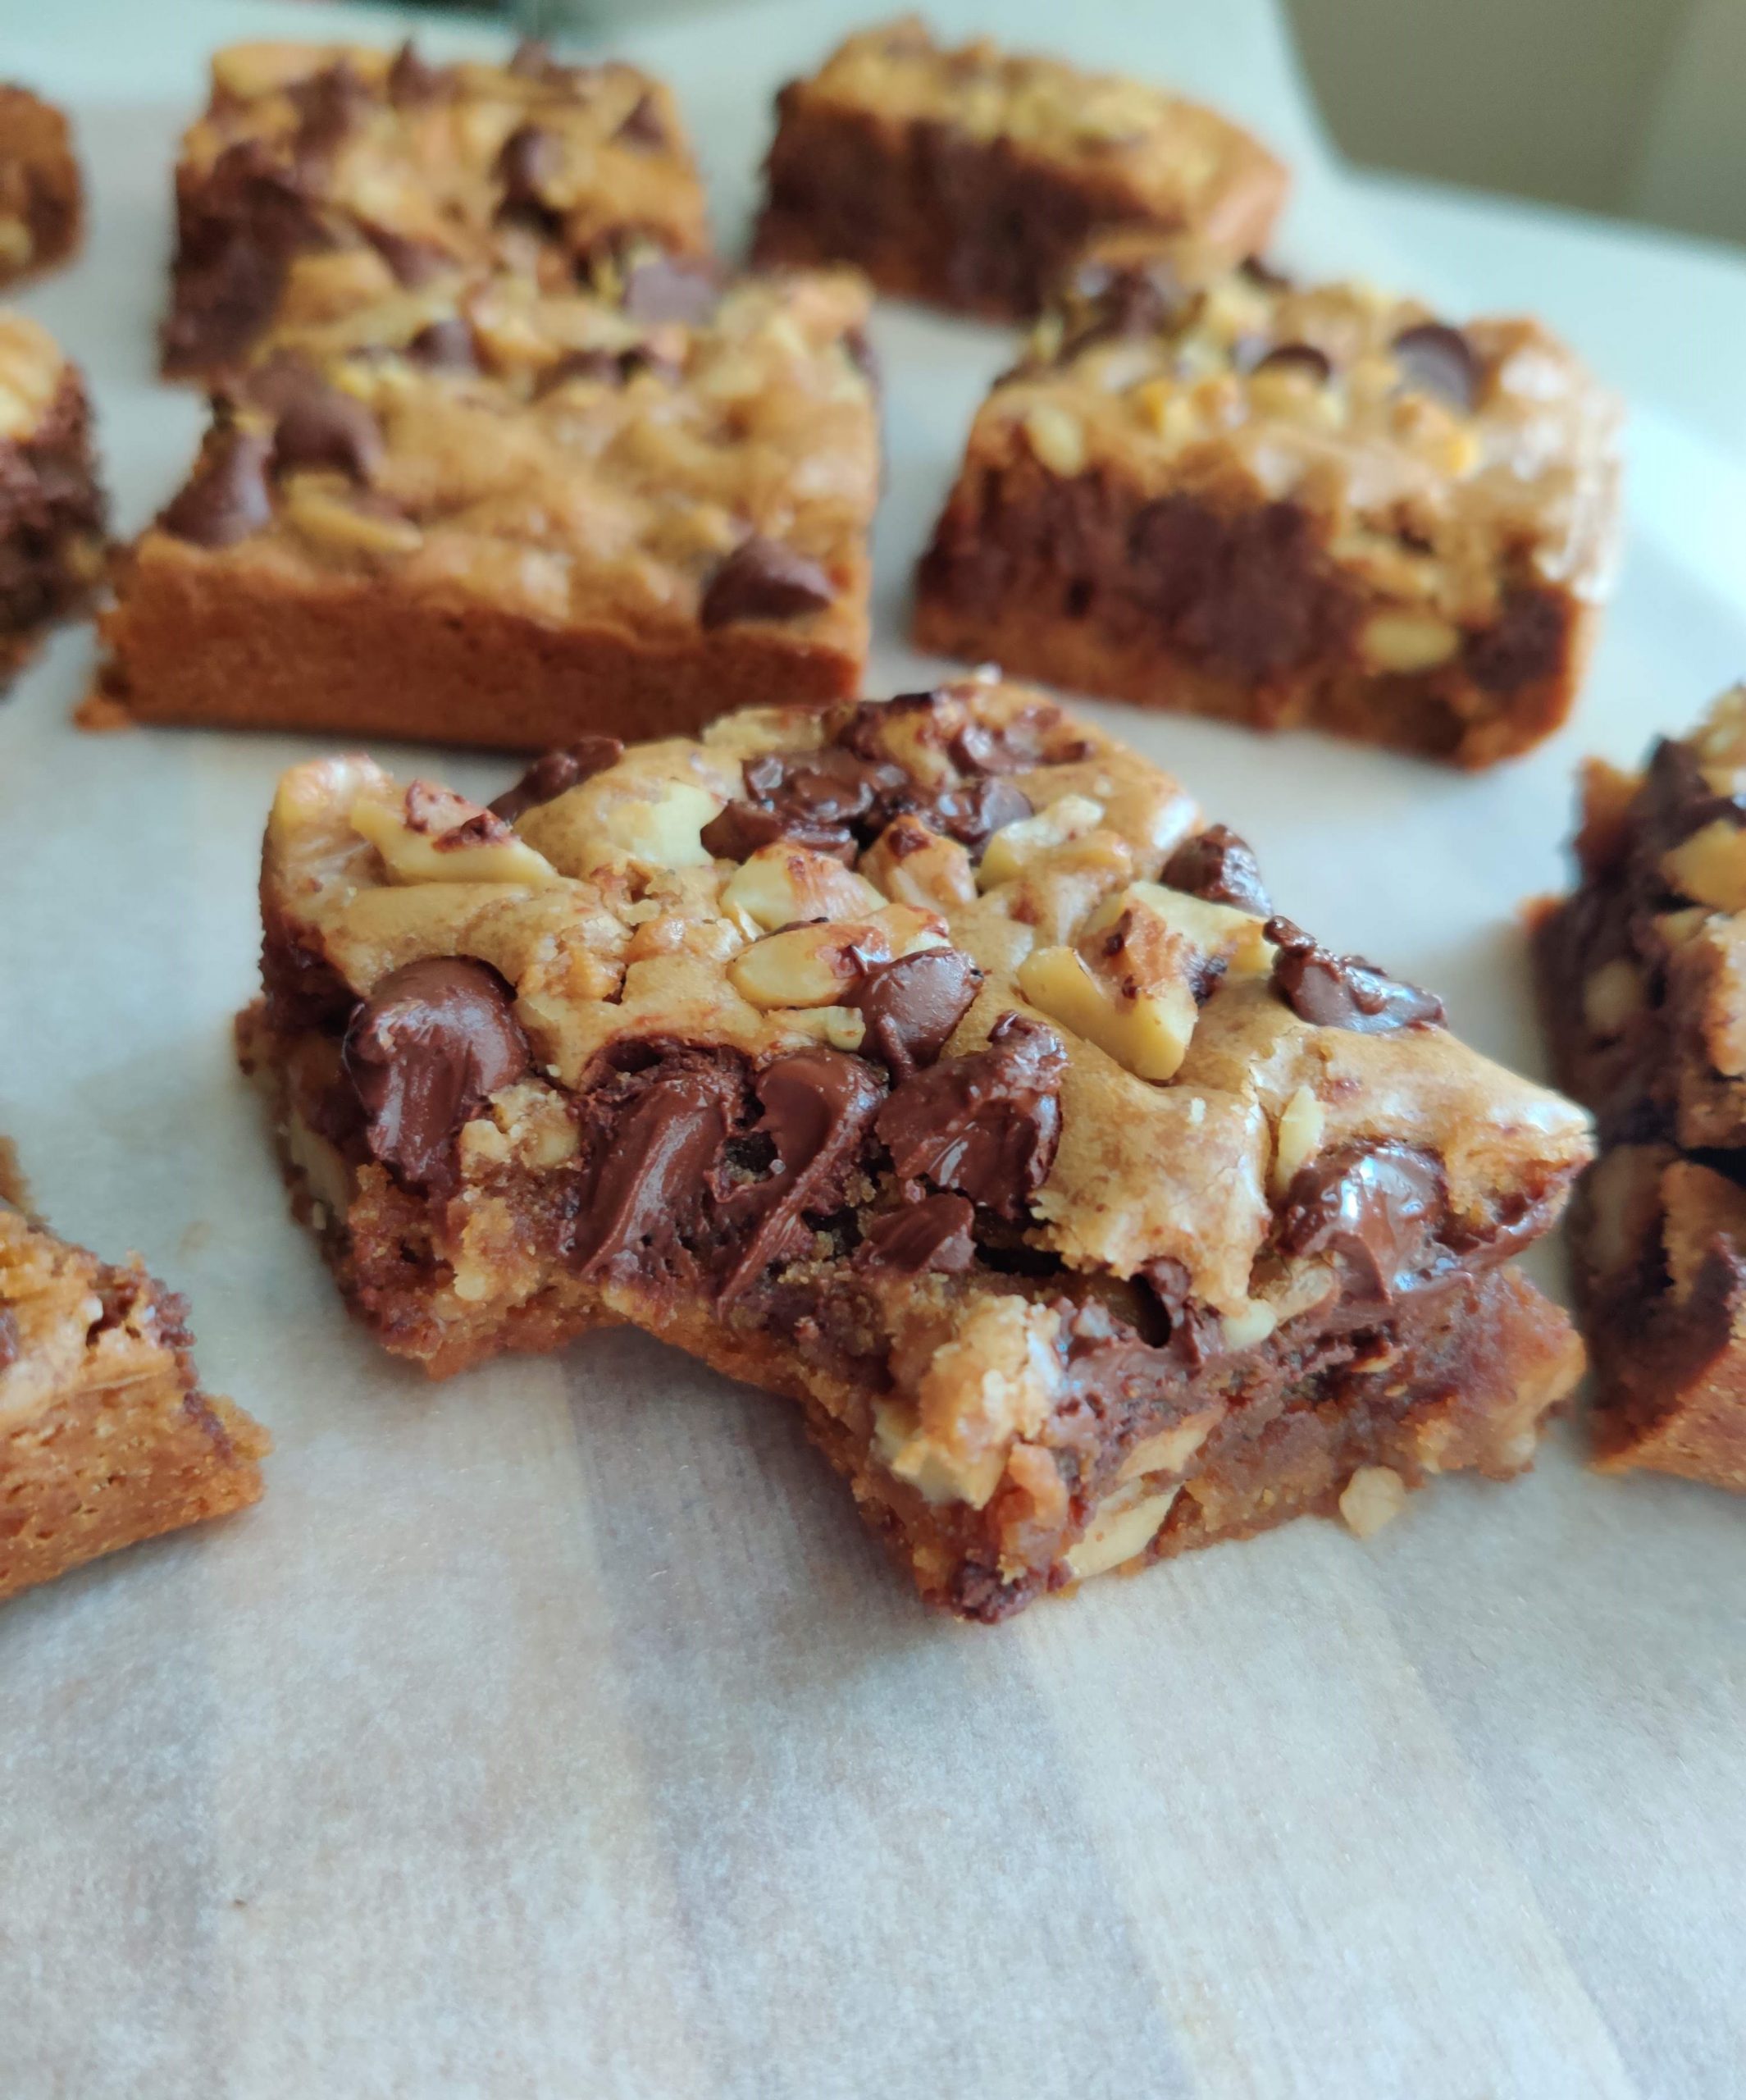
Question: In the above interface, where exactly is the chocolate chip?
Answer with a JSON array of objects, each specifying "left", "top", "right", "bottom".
[
  {"left": 620, "top": 256, "right": 721, "bottom": 327},
  {"left": 1062, "top": 253, "right": 1192, "bottom": 354},
  {"left": 1391, "top": 322, "right": 1480, "bottom": 412},
  {"left": 386, "top": 42, "right": 448, "bottom": 106},
  {"left": 1464, "top": 587, "right": 1567, "bottom": 696},
  {"left": 923, "top": 777, "right": 1033, "bottom": 854},
  {"left": 342, "top": 957, "right": 530, "bottom": 1191},
  {"left": 489, "top": 737, "right": 624, "bottom": 823},
  {"left": 157, "top": 427, "right": 273, "bottom": 549},
  {"left": 405, "top": 317, "right": 480, "bottom": 372},
  {"left": 0, "top": 1306, "right": 19, "bottom": 1373},
  {"left": 506, "top": 39, "right": 559, "bottom": 80},
  {"left": 572, "top": 1061, "right": 741, "bottom": 1277},
  {"left": 718, "top": 1050, "right": 885, "bottom": 1299},
  {"left": 1275, "top": 1141, "right": 1447, "bottom": 1301},
  {"left": 360, "top": 221, "right": 449, "bottom": 290},
  {"left": 497, "top": 123, "right": 562, "bottom": 216},
  {"left": 700, "top": 537, "right": 834, "bottom": 628},
  {"left": 876, "top": 1011, "right": 1066, "bottom": 1221},
  {"left": 1240, "top": 255, "right": 1292, "bottom": 292},
  {"left": 614, "top": 91, "right": 667, "bottom": 148},
  {"left": 1162, "top": 825, "right": 1271, "bottom": 914},
  {"left": 850, "top": 950, "right": 982, "bottom": 1081},
  {"left": 1265, "top": 916, "right": 1444, "bottom": 1034},
  {"left": 535, "top": 346, "right": 627, "bottom": 394},
  {"left": 289, "top": 62, "right": 368, "bottom": 158},
  {"left": 1248, "top": 340, "right": 1331, "bottom": 384},
  {"left": 855, "top": 1194, "right": 976, "bottom": 1275},
  {"left": 946, "top": 704, "right": 1091, "bottom": 776},
  {"left": 271, "top": 383, "right": 382, "bottom": 483}
]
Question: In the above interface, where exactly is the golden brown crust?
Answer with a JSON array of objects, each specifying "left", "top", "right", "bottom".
[
  {"left": 0, "top": 1204, "right": 268, "bottom": 1603},
  {"left": 0, "top": 85, "right": 82, "bottom": 289},
  {"left": 752, "top": 18, "right": 1287, "bottom": 318}
]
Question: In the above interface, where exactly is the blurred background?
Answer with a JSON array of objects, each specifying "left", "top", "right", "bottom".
[{"left": 492, "top": 0, "right": 1746, "bottom": 251}]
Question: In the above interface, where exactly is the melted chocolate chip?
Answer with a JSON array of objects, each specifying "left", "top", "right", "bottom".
[
  {"left": 289, "top": 62, "right": 368, "bottom": 159},
  {"left": 700, "top": 537, "right": 835, "bottom": 628},
  {"left": 718, "top": 1050, "right": 884, "bottom": 1299},
  {"left": 158, "top": 427, "right": 273, "bottom": 548},
  {"left": 946, "top": 705, "right": 1092, "bottom": 776},
  {"left": 270, "top": 382, "right": 382, "bottom": 483},
  {"left": 855, "top": 1194, "right": 976, "bottom": 1275},
  {"left": 342, "top": 958, "right": 530, "bottom": 1191},
  {"left": 849, "top": 949, "right": 982, "bottom": 1081},
  {"left": 1464, "top": 587, "right": 1567, "bottom": 696},
  {"left": 1249, "top": 340, "right": 1332, "bottom": 384},
  {"left": 876, "top": 1011, "right": 1066, "bottom": 1222},
  {"left": 1240, "top": 255, "right": 1293, "bottom": 292},
  {"left": 621, "top": 255, "right": 720, "bottom": 326},
  {"left": 923, "top": 776, "right": 1032, "bottom": 852},
  {"left": 1275, "top": 1141, "right": 1447, "bottom": 1301},
  {"left": 572, "top": 1060, "right": 741, "bottom": 1277},
  {"left": 536, "top": 346, "right": 627, "bottom": 393},
  {"left": 1062, "top": 253, "right": 1192, "bottom": 354},
  {"left": 0, "top": 1306, "right": 19, "bottom": 1373},
  {"left": 1265, "top": 917, "right": 1444, "bottom": 1034},
  {"left": 405, "top": 316, "right": 480, "bottom": 372},
  {"left": 489, "top": 737, "right": 624, "bottom": 824},
  {"left": 843, "top": 324, "right": 879, "bottom": 389},
  {"left": 1162, "top": 825, "right": 1271, "bottom": 914},
  {"left": 1391, "top": 322, "right": 1480, "bottom": 412},
  {"left": 360, "top": 221, "right": 449, "bottom": 290},
  {"left": 614, "top": 91, "right": 667, "bottom": 148},
  {"left": 496, "top": 123, "right": 562, "bottom": 218}
]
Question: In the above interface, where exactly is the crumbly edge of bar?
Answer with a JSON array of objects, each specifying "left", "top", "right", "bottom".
[
  {"left": 0, "top": 1237, "right": 268, "bottom": 1602},
  {"left": 914, "top": 457, "right": 1589, "bottom": 769}
]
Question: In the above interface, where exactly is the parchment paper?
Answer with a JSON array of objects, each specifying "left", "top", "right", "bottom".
[{"left": 2, "top": 2, "right": 1743, "bottom": 2093}]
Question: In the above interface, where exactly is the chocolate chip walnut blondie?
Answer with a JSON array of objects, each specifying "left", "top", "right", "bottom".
[
  {"left": 0, "top": 85, "right": 82, "bottom": 289},
  {"left": 1, "top": 1166, "right": 268, "bottom": 1604},
  {"left": 163, "top": 39, "right": 710, "bottom": 379},
  {"left": 0, "top": 311, "right": 105, "bottom": 690},
  {"left": 244, "top": 678, "right": 1590, "bottom": 1619},
  {"left": 752, "top": 18, "right": 1287, "bottom": 321},
  {"left": 103, "top": 263, "right": 877, "bottom": 746},
  {"left": 1535, "top": 688, "right": 1746, "bottom": 1491},
  {"left": 915, "top": 238, "right": 1621, "bottom": 767}
]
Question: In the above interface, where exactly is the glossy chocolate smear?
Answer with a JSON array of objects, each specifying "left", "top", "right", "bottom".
[
  {"left": 1162, "top": 825, "right": 1271, "bottom": 914},
  {"left": 700, "top": 536, "right": 834, "bottom": 628},
  {"left": 855, "top": 1194, "right": 976, "bottom": 1275},
  {"left": 572, "top": 1060, "right": 742, "bottom": 1278},
  {"left": 1266, "top": 916, "right": 1444, "bottom": 1034},
  {"left": 270, "top": 381, "right": 382, "bottom": 482},
  {"left": 1391, "top": 322, "right": 1480, "bottom": 412},
  {"left": 1249, "top": 340, "right": 1332, "bottom": 384},
  {"left": 718, "top": 1050, "right": 884, "bottom": 1300},
  {"left": 157, "top": 427, "right": 273, "bottom": 548},
  {"left": 1275, "top": 1141, "right": 1447, "bottom": 1300},
  {"left": 921, "top": 775, "right": 1032, "bottom": 852},
  {"left": 490, "top": 736, "right": 625, "bottom": 823},
  {"left": 701, "top": 745, "right": 905, "bottom": 863},
  {"left": 849, "top": 949, "right": 981, "bottom": 1081},
  {"left": 343, "top": 957, "right": 530, "bottom": 1191},
  {"left": 876, "top": 1011, "right": 1066, "bottom": 1221},
  {"left": 945, "top": 702, "right": 1092, "bottom": 776}
]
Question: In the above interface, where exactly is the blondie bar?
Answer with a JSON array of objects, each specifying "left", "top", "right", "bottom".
[
  {"left": 162, "top": 39, "right": 709, "bottom": 379},
  {"left": 1535, "top": 687, "right": 1746, "bottom": 1490},
  {"left": 243, "top": 676, "right": 1589, "bottom": 1618},
  {"left": 103, "top": 264, "right": 877, "bottom": 746},
  {"left": 0, "top": 311, "right": 105, "bottom": 689},
  {"left": 752, "top": 19, "right": 1286, "bottom": 320},
  {"left": 0, "top": 84, "right": 82, "bottom": 288},
  {"left": 914, "top": 237, "right": 1621, "bottom": 767},
  {"left": 1, "top": 1166, "right": 267, "bottom": 1604}
]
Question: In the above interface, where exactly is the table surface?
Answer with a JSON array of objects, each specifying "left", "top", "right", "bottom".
[{"left": 2, "top": 5, "right": 1744, "bottom": 2098}]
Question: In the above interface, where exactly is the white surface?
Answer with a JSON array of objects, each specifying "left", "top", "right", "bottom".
[{"left": 2, "top": 4, "right": 1744, "bottom": 2096}]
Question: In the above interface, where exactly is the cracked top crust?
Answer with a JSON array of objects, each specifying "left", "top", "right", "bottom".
[
  {"left": 261, "top": 676, "right": 1592, "bottom": 1335},
  {"left": 981, "top": 235, "right": 1622, "bottom": 628},
  {"left": 130, "top": 265, "right": 877, "bottom": 650},
  {"left": 785, "top": 17, "right": 1287, "bottom": 258},
  {"left": 177, "top": 39, "right": 708, "bottom": 311}
]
